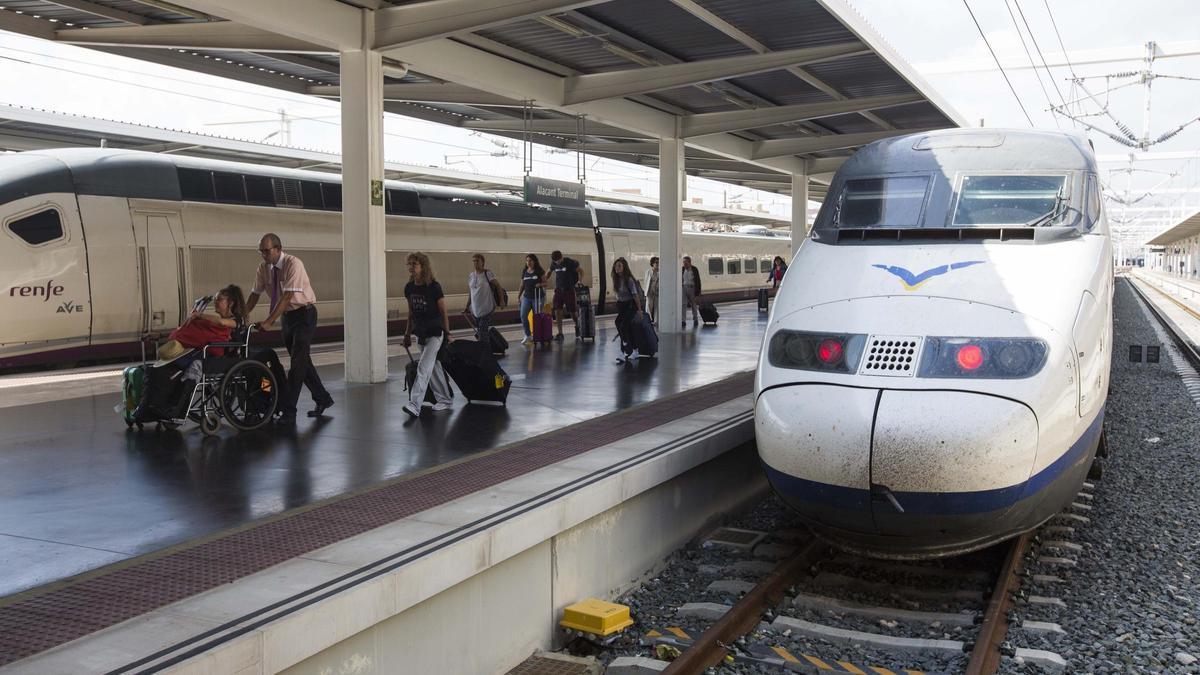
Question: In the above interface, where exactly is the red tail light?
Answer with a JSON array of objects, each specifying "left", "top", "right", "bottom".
[
  {"left": 817, "top": 339, "right": 844, "bottom": 365},
  {"left": 955, "top": 344, "right": 984, "bottom": 370}
]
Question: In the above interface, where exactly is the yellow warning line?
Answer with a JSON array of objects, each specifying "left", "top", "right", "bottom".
[
  {"left": 870, "top": 667, "right": 897, "bottom": 675},
  {"left": 665, "top": 626, "right": 691, "bottom": 639},
  {"left": 838, "top": 662, "right": 867, "bottom": 674},
  {"left": 804, "top": 654, "right": 835, "bottom": 670},
  {"left": 771, "top": 646, "right": 801, "bottom": 663}
]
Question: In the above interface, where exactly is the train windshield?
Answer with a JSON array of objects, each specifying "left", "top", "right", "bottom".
[
  {"left": 835, "top": 176, "right": 929, "bottom": 228},
  {"left": 952, "top": 174, "right": 1066, "bottom": 226}
]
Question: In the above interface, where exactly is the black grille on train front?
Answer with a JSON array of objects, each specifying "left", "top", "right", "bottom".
[{"left": 836, "top": 228, "right": 1035, "bottom": 243}]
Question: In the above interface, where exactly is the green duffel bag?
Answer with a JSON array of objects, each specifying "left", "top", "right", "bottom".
[{"left": 121, "top": 365, "right": 145, "bottom": 426}]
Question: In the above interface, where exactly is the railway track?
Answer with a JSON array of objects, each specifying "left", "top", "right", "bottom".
[{"left": 618, "top": 493, "right": 1100, "bottom": 675}]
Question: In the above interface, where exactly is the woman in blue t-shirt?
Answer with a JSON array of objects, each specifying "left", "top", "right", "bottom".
[
  {"left": 402, "top": 252, "right": 454, "bottom": 418},
  {"left": 518, "top": 253, "right": 546, "bottom": 345}
]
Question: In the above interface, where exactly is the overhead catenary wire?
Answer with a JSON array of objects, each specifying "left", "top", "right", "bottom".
[
  {"left": 1013, "top": 0, "right": 1074, "bottom": 127},
  {"left": 961, "top": 0, "right": 1034, "bottom": 127},
  {"left": 1002, "top": 0, "right": 1059, "bottom": 128}
]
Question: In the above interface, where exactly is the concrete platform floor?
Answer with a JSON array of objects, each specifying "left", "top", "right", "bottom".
[{"left": 0, "top": 303, "right": 767, "bottom": 598}]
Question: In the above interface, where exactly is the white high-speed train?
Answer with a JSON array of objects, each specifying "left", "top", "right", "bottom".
[
  {"left": 0, "top": 148, "right": 787, "bottom": 370},
  {"left": 755, "top": 129, "right": 1112, "bottom": 558}
]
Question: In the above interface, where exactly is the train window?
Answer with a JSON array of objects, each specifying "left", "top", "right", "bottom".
[
  {"left": 617, "top": 210, "right": 640, "bottom": 230},
  {"left": 708, "top": 258, "right": 724, "bottom": 275},
  {"left": 6, "top": 209, "right": 63, "bottom": 246},
  {"left": 177, "top": 168, "right": 215, "bottom": 202},
  {"left": 837, "top": 176, "right": 929, "bottom": 228},
  {"left": 952, "top": 174, "right": 1066, "bottom": 226},
  {"left": 743, "top": 258, "right": 755, "bottom": 273},
  {"left": 271, "top": 178, "right": 303, "bottom": 208},
  {"left": 300, "top": 181, "right": 324, "bottom": 209},
  {"left": 760, "top": 259, "right": 772, "bottom": 273},
  {"left": 727, "top": 259, "right": 741, "bottom": 274},
  {"left": 1086, "top": 174, "right": 1102, "bottom": 228},
  {"left": 321, "top": 183, "right": 342, "bottom": 211},
  {"left": 213, "top": 172, "right": 247, "bottom": 203},
  {"left": 244, "top": 175, "right": 274, "bottom": 206},
  {"left": 387, "top": 189, "right": 420, "bottom": 215}
]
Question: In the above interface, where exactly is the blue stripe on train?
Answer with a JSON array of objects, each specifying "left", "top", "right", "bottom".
[{"left": 763, "top": 407, "right": 1103, "bottom": 515}]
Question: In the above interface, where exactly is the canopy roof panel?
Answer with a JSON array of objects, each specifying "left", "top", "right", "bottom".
[{"left": 0, "top": 0, "right": 965, "bottom": 196}]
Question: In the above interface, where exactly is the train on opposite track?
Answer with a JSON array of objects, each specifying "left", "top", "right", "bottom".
[
  {"left": 0, "top": 148, "right": 788, "bottom": 371},
  {"left": 755, "top": 129, "right": 1112, "bottom": 559}
]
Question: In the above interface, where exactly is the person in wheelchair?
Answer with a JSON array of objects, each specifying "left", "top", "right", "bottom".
[{"left": 136, "top": 285, "right": 285, "bottom": 431}]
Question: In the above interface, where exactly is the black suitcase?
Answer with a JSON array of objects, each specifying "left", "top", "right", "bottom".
[
  {"left": 757, "top": 288, "right": 770, "bottom": 312},
  {"left": 466, "top": 312, "right": 508, "bottom": 356},
  {"left": 576, "top": 292, "right": 595, "bottom": 341},
  {"left": 699, "top": 302, "right": 719, "bottom": 325},
  {"left": 632, "top": 312, "right": 658, "bottom": 357},
  {"left": 442, "top": 340, "right": 511, "bottom": 406},
  {"left": 404, "top": 346, "right": 450, "bottom": 405}
]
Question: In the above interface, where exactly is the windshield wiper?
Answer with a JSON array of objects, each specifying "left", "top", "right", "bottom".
[{"left": 1021, "top": 187, "right": 1066, "bottom": 227}]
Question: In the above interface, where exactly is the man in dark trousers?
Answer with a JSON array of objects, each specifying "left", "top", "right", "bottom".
[
  {"left": 245, "top": 233, "right": 334, "bottom": 424},
  {"left": 547, "top": 250, "right": 584, "bottom": 341},
  {"left": 681, "top": 255, "right": 702, "bottom": 328}
]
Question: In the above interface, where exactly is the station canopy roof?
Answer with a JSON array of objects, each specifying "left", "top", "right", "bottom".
[
  {"left": 0, "top": 0, "right": 966, "bottom": 200},
  {"left": 1146, "top": 210, "right": 1200, "bottom": 246}
]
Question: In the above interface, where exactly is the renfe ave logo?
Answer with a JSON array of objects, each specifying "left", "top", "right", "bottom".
[{"left": 9, "top": 279, "right": 64, "bottom": 301}]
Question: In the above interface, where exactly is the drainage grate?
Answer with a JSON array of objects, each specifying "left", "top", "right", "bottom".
[
  {"left": 506, "top": 653, "right": 598, "bottom": 675},
  {"left": 861, "top": 335, "right": 922, "bottom": 377},
  {"left": 703, "top": 527, "right": 767, "bottom": 550}
]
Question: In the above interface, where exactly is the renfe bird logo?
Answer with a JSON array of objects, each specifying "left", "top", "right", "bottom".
[{"left": 872, "top": 260, "right": 986, "bottom": 291}]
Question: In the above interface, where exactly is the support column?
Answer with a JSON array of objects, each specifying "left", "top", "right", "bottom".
[
  {"left": 658, "top": 136, "right": 684, "bottom": 333},
  {"left": 340, "top": 42, "right": 387, "bottom": 383},
  {"left": 791, "top": 169, "right": 809, "bottom": 260}
]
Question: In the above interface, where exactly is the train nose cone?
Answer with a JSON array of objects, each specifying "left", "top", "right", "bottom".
[
  {"left": 757, "top": 385, "right": 1041, "bottom": 558},
  {"left": 868, "top": 390, "right": 1039, "bottom": 551},
  {"left": 756, "top": 384, "right": 878, "bottom": 531}
]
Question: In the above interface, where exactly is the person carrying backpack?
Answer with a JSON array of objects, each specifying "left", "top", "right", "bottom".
[
  {"left": 547, "top": 250, "right": 584, "bottom": 342},
  {"left": 465, "top": 253, "right": 501, "bottom": 341}
]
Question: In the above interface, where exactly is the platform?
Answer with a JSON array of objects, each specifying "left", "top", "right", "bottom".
[{"left": 0, "top": 302, "right": 768, "bottom": 668}]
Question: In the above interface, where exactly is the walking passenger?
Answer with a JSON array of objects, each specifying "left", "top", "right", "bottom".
[
  {"left": 402, "top": 252, "right": 454, "bottom": 418},
  {"left": 245, "top": 233, "right": 334, "bottom": 424},
  {"left": 547, "top": 250, "right": 584, "bottom": 342},
  {"left": 518, "top": 254, "right": 545, "bottom": 345},
  {"left": 465, "top": 253, "right": 498, "bottom": 341},
  {"left": 681, "top": 255, "right": 702, "bottom": 328},
  {"left": 767, "top": 256, "right": 788, "bottom": 291},
  {"left": 612, "top": 257, "right": 644, "bottom": 364},
  {"left": 643, "top": 256, "right": 660, "bottom": 326}
]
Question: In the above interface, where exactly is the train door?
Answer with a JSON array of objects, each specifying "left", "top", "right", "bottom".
[
  {"left": 1072, "top": 290, "right": 1106, "bottom": 419},
  {"left": 0, "top": 196, "right": 91, "bottom": 354},
  {"left": 131, "top": 211, "right": 186, "bottom": 333}
]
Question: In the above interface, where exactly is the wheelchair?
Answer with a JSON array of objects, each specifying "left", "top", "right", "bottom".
[{"left": 128, "top": 323, "right": 279, "bottom": 436}]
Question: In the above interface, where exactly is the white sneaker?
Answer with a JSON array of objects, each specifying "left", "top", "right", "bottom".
[
  {"left": 520, "top": 336, "right": 530, "bottom": 345},
  {"left": 402, "top": 401, "right": 420, "bottom": 418},
  {"left": 615, "top": 355, "right": 627, "bottom": 364},
  {"left": 432, "top": 401, "right": 453, "bottom": 412},
  {"left": 629, "top": 349, "right": 640, "bottom": 360}
]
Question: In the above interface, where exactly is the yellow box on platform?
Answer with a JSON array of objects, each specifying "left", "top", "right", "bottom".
[{"left": 559, "top": 598, "right": 634, "bottom": 636}]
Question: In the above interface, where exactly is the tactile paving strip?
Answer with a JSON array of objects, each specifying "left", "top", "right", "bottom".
[{"left": 0, "top": 371, "right": 753, "bottom": 666}]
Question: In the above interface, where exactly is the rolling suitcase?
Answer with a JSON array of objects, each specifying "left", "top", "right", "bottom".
[
  {"left": 121, "top": 365, "right": 146, "bottom": 427},
  {"left": 757, "top": 288, "right": 770, "bottom": 313},
  {"left": 575, "top": 286, "right": 595, "bottom": 341},
  {"left": 404, "top": 345, "right": 451, "bottom": 405},
  {"left": 632, "top": 311, "right": 658, "bottom": 358},
  {"left": 442, "top": 340, "right": 511, "bottom": 406},
  {"left": 531, "top": 288, "right": 554, "bottom": 344},
  {"left": 465, "top": 312, "right": 508, "bottom": 356},
  {"left": 699, "top": 302, "right": 719, "bottom": 325}
]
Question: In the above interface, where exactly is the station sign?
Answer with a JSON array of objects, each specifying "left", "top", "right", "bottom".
[{"left": 524, "top": 176, "right": 585, "bottom": 208}]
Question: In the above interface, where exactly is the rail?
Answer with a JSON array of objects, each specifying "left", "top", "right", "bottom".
[
  {"left": 1126, "top": 275, "right": 1200, "bottom": 372},
  {"left": 965, "top": 533, "right": 1032, "bottom": 675}
]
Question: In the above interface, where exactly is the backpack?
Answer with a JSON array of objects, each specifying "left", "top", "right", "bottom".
[
  {"left": 632, "top": 278, "right": 646, "bottom": 309},
  {"left": 486, "top": 270, "right": 508, "bottom": 308}
]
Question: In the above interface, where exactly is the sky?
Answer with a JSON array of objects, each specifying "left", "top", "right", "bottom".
[{"left": 1, "top": 0, "right": 1199, "bottom": 240}]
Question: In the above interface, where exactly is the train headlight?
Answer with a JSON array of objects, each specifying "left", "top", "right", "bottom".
[
  {"left": 768, "top": 331, "right": 866, "bottom": 374},
  {"left": 918, "top": 337, "right": 1048, "bottom": 379}
]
